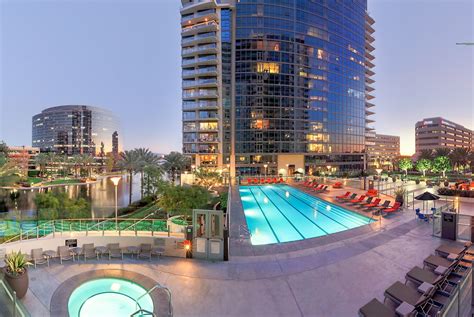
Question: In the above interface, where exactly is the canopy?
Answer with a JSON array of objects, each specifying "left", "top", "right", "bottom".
[{"left": 415, "top": 191, "right": 440, "bottom": 201}]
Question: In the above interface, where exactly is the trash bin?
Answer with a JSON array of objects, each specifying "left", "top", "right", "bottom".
[{"left": 441, "top": 212, "right": 457, "bottom": 240}]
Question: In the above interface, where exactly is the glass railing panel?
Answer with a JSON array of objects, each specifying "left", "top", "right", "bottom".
[{"left": 0, "top": 279, "right": 30, "bottom": 317}]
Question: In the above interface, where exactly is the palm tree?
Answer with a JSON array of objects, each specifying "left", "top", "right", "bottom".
[
  {"left": 134, "top": 148, "right": 159, "bottom": 198},
  {"left": 69, "top": 155, "right": 82, "bottom": 178},
  {"left": 433, "top": 148, "right": 451, "bottom": 158},
  {"left": 418, "top": 149, "right": 434, "bottom": 160},
  {"left": 449, "top": 148, "right": 470, "bottom": 171},
  {"left": 80, "top": 154, "right": 95, "bottom": 177},
  {"left": 35, "top": 153, "right": 49, "bottom": 177},
  {"left": 118, "top": 150, "right": 141, "bottom": 205},
  {"left": 163, "top": 152, "right": 190, "bottom": 183},
  {"left": 0, "top": 141, "right": 9, "bottom": 157}
]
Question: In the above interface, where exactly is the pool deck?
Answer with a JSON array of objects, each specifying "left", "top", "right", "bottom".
[{"left": 18, "top": 183, "right": 472, "bottom": 316}]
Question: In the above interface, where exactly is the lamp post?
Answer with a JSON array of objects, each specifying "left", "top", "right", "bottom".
[
  {"left": 263, "top": 164, "right": 268, "bottom": 178},
  {"left": 375, "top": 168, "right": 383, "bottom": 193},
  {"left": 110, "top": 176, "right": 121, "bottom": 231}
]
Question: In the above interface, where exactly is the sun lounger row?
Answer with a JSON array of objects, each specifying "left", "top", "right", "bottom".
[
  {"left": 335, "top": 192, "right": 401, "bottom": 216},
  {"left": 359, "top": 242, "right": 473, "bottom": 317},
  {"left": 246, "top": 177, "right": 285, "bottom": 185},
  {"left": 302, "top": 181, "right": 329, "bottom": 193},
  {"left": 27, "top": 243, "right": 166, "bottom": 268}
]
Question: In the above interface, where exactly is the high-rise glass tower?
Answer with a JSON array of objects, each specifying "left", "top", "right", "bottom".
[{"left": 181, "top": 0, "right": 375, "bottom": 177}]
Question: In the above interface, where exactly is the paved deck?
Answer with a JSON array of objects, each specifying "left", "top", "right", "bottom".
[{"left": 23, "top": 215, "right": 450, "bottom": 317}]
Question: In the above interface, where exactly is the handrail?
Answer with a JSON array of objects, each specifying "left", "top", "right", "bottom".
[
  {"left": 122, "top": 212, "right": 157, "bottom": 232},
  {"left": 2, "top": 220, "right": 55, "bottom": 244},
  {"left": 135, "top": 283, "right": 172, "bottom": 316}
]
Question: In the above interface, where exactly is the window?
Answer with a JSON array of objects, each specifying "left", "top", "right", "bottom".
[{"left": 256, "top": 62, "right": 280, "bottom": 74}]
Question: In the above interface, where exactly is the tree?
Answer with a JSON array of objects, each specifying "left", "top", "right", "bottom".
[
  {"left": 143, "top": 164, "right": 164, "bottom": 197},
  {"left": 398, "top": 158, "right": 413, "bottom": 176},
  {"left": 418, "top": 149, "right": 434, "bottom": 160},
  {"left": 157, "top": 184, "right": 210, "bottom": 217},
  {"left": 433, "top": 148, "right": 451, "bottom": 158},
  {"left": 416, "top": 159, "right": 431, "bottom": 177},
  {"left": 432, "top": 156, "right": 451, "bottom": 178},
  {"left": 35, "top": 153, "right": 49, "bottom": 177},
  {"left": 0, "top": 156, "right": 20, "bottom": 186},
  {"left": 0, "top": 141, "right": 8, "bottom": 157},
  {"left": 193, "top": 168, "right": 221, "bottom": 190},
  {"left": 134, "top": 148, "right": 159, "bottom": 198},
  {"left": 118, "top": 150, "right": 141, "bottom": 205},
  {"left": 163, "top": 152, "right": 190, "bottom": 183},
  {"left": 449, "top": 148, "right": 470, "bottom": 171}
]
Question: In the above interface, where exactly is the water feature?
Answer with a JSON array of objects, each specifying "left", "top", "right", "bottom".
[{"left": 0, "top": 174, "right": 142, "bottom": 221}]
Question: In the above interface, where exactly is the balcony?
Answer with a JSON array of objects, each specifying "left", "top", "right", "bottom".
[
  {"left": 365, "top": 85, "right": 375, "bottom": 92},
  {"left": 182, "top": 43, "right": 217, "bottom": 56},
  {"left": 365, "top": 51, "right": 375, "bottom": 61},
  {"left": 181, "top": 55, "right": 217, "bottom": 68},
  {"left": 182, "top": 66, "right": 218, "bottom": 79},
  {"left": 182, "top": 101, "right": 218, "bottom": 110},
  {"left": 181, "top": 10, "right": 218, "bottom": 26},
  {"left": 182, "top": 89, "right": 218, "bottom": 99},
  {"left": 182, "top": 20, "right": 218, "bottom": 36},
  {"left": 365, "top": 101, "right": 375, "bottom": 108},
  {"left": 365, "top": 68, "right": 375, "bottom": 76},
  {"left": 182, "top": 78, "right": 218, "bottom": 88},
  {"left": 366, "top": 77, "right": 375, "bottom": 84}
]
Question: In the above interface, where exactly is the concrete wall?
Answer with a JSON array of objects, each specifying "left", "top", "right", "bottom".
[
  {"left": 277, "top": 154, "right": 305, "bottom": 176},
  {"left": 1, "top": 233, "right": 186, "bottom": 258}
]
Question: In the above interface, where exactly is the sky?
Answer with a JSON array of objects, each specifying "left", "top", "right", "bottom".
[{"left": 0, "top": 0, "right": 472, "bottom": 156}]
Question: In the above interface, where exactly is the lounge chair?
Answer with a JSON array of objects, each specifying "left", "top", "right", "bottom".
[
  {"left": 253, "top": 178, "right": 258, "bottom": 184},
  {"left": 279, "top": 177, "right": 284, "bottom": 183},
  {"left": 339, "top": 193, "right": 357, "bottom": 202},
  {"left": 405, "top": 266, "right": 460, "bottom": 294},
  {"left": 366, "top": 189, "right": 378, "bottom": 197},
  {"left": 58, "top": 246, "right": 75, "bottom": 264},
  {"left": 314, "top": 185, "right": 328, "bottom": 193},
  {"left": 138, "top": 243, "right": 152, "bottom": 261},
  {"left": 372, "top": 200, "right": 391, "bottom": 215},
  {"left": 272, "top": 177, "right": 278, "bottom": 184},
  {"left": 346, "top": 195, "right": 366, "bottom": 205},
  {"left": 31, "top": 248, "right": 49, "bottom": 268},
  {"left": 435, "top": 242, "right": 472, "bottom": 258},
  {"left": 336, "top": 192, "right": 351, "bottom": 200},
  {"left": 259, "top": 178, "right": 265, "bottom": 184},
  {"left": 332, "top": 182, "right": 343, "bottom": 189},
  {"left": 107, "top": 243, "right": 124, "bottom": 260},
  {"left": 81, "top": 243, "right": 98, "bottom": 261},
  {"left": 384, "top": 281, "right": 434, "bottom": 307},
  {"left": 358, "top": 298, "right": 397, "bottom": 317},
  {"left": 355, "top": 197, "right": 374, "bottom": 208},
  {"left": 382, "top": 202, "right": 401, "bottom": 215},
  {"left": 246, "top": 178, "right": 252, "bottom": 185},
  {"left": 423, "top": 255, "right": 471, "bottom": 271},
  {"left": 312, "top": 184, "right": 324, "bottom": 191},
  {"left": 362, "top": 198, "right": 381, "bottom": 211}
]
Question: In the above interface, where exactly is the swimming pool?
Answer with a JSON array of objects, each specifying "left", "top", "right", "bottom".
[
  {"left": 68, "top": 278, "right": 153, "bottom": 317},
  {"left": 239, "top": 184, "right": 375, "bottom": 245}
]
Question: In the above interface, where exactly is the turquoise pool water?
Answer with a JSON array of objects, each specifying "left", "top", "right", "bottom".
[
  {"left": 239, "top": 184, "right": 375, "bottom": 245},
  {"left": 68, "top": 278, "right": 153, "bottom": 317}
]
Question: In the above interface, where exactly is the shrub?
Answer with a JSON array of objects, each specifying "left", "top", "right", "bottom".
[{"left": 437, "top": 187, "right": 474, "bottom": 198}]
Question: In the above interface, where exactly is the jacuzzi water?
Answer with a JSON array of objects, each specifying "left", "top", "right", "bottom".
[{"left": 68, "top": 278, "right": 153, "bottom": 317}]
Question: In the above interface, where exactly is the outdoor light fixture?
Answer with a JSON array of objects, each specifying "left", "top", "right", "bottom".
[{"left": 110, "top": 176, "right": 121, "bottom": 230}]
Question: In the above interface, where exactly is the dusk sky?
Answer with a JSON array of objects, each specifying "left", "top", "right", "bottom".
[{"left": 0, "top": 0, "right": 472, "bottom": 155}]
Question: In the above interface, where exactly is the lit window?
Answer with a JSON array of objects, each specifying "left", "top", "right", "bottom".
[
  {"left": 256, "top": 62, "right": 279, "bottom": 74},
  {"left": 251, "top": 119, "right": 269, "bottom": 130}
]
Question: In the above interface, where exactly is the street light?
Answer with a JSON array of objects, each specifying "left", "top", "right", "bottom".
[
  {"left": 263, "top": 164, "right": 268, "bottom": 178},
  {"left": 375, "top": 168, "right": 383, "bottom": 193},
  {"left": 110, "top": 176, "right": 121, "bottom": 231}
]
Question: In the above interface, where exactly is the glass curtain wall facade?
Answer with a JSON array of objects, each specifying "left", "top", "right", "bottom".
[
  {"left": 32, "top": 105, "right": 121, "bottom": 156},
  {"left": 181, "top": 0, "right": 375, "bottom": 176}
]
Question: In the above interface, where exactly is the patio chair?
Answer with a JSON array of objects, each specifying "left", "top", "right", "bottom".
[
  {"left": 382, "top": 202, "right": 401, "bottom": 216},
  {"left": 358, "top": 298, "right": 397, "bottom": 317},
  {"left": 138, "top": 244, "right": 152, "bottom": 261},
  {"left": 362, "top": 198, "right": 381, "bottom": 211},
  {"left": 58, "top": 246, "right": 75, "bottom": 264},
  {"left": 81, "top": 243, "right": 98, "bottom": 261},
  {"left": 31, "top": 248, "right": 49, "bottom": 268},
  {"left": 372, "top": 200, "right": 391, "bottom": 215},
  {"left": 423, "top": 255, "right": 470, "bottom": 271},
  {"left": 107, "top": 243, "right": 123, "bottom": 260}
]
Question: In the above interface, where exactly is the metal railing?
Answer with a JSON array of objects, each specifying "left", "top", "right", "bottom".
[
  {"left": 134, "top": 283, "right": 172, "bottom": 317},
  {"left": 0, "top": 278, "right": 30, "bottom": 317},
  {"left": 1, "top": 216, "right": 186, "bottom": 245}
]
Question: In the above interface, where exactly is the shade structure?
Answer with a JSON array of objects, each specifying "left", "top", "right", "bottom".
[{"left": 415, "top": 192, "right": 440, "bottom": 201}]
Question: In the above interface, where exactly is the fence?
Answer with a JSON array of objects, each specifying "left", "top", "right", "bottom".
[{"left": 0, "top": 278, "right": 29, "bottom": 317}]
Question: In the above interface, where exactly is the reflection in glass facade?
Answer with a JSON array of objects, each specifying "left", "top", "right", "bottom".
[
  {"left": 32, "top": 105, "right": 121, "bottom": 156},
  {"left": 181, "top": 0, "right": 375, "bottom": 176}
]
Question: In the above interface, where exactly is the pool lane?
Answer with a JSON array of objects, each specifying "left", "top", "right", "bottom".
[
  {"left": 249, "top": 186, "right": 303, "bottom": 243},
  {"left": 239, "top": 187, "right": 278, "bottom": 245}
]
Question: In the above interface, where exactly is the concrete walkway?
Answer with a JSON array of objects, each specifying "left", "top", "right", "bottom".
[{"left": 23, "top": 213, "right": 447, "bottom": 317}]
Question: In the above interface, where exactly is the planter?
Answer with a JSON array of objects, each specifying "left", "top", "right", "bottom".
[
  {"left": 415, "top": 180, "right": 420, "bottom": 185},
  {"left": 3, "top": 268, "right": 29, "bottom": 299},
  {"left": 444, "top": 181, "right": 449, "bottom": 187}
]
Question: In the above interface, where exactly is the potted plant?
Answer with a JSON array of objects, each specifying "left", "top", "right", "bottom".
[
  {"left": 415, "top": 179, "right": 420, "bottom": 185},
  {"left": 394, "top": 187, "right": 407, "bottom": 207},
  {"left": 444, "top": 180, "right": 449, "bottom": 187},
  {"left": 392, "top": 176, "right": 397, "bottom": 182},
  {"left": 3, "top": 251, "right": 32, "bottom": 299}
]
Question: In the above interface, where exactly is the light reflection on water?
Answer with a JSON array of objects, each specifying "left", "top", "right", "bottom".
[{"left": 0, "top": 174, "right": 142, "bottom": 220}]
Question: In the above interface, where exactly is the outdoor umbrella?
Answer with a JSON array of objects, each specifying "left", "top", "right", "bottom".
[{"left": 415, "top": 191, "right": 440, "bottom": 214}]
